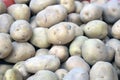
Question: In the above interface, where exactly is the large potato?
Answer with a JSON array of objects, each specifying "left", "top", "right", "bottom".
[
  {"left": 0, "top": 33, "right": 13, "bottom": 59},
  {"left": 24, "top": 55, "right": 60, "bottom": 73},
  {"left": 5, "top": 41, "right": 35, "bottom": 63},
  {"left": 10, "top": 20, "right": 32, "bottom": 42},
  {"left": 30, "top": 27, "right": 50, "bottom": 48},
  {"left": 35, "top": 49, "right": 49, "bottom": 56},
  {"left": 75, "top": 1, "right": 83, "bottom": 13},
  {"left": 36, "top": 5, "right": 67, "bottom": 28},
  {"left": 8, "top": 4, "right": 30, "bottom": 21},
  {"left": 90, "top": 61, "right": 118, "bottom": 80},
  {"left": 0, "top": 0, "right": 6, "bottom": 14}
]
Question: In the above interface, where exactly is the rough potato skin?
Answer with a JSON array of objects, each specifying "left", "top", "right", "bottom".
[{"left": 0, "top": 0, "right": 7, "bottom": 14}]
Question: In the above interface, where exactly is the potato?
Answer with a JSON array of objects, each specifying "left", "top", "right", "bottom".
[
  {"left": 27, "top": 70, "right": 59, "bottom": 80},
  {"left": 90, "top": 61, "right": 118, "bottom": 80},
  {"left": 8, "top": 4, "right": 30, "bottom": 21},
  {"left": 3, "top": 69, "right": 23, "bottom": 80},
  {"left": 0, "top": 0, "right": 7, "bottom": 14},
  {"left": 48, "top": 22, "right": 75, "bottom": 45},
  {"left": 80, "top": 4, "right": 102, "bottom": 23},
  {"left": 63, "top": 67, "right": 89, "bottom": 80},
  {"left": 113, "top": 62, "right": 120, "bottom": 79},
  {"left": 49, "top": 45, "right": 69, "bottom": 62},
  {"left": 0, "top": 13, "right": 14, "bottom": 33},
  {"left": 82, "top": 39, "right": 108, "bottom": 65},
  {"left": 0, "top": 64, "right": 12, "bottom": 75},
  {"left": 64, "top": 56, "right": 90, "bottom": 72},
  {"left": 90, "top": 0, "right": 108, "bottom": 5},
  {"left": 60, "top": 0, "right": 75, "bottom": 13},
  {"left": 30, "top": 16, "right": 37, "bottom": 29},
  {"left": 69, "top": 36, "right": 88, "bottom": 56},
  {"left": 30, "top": 27, "right": 50, "bottom": 48},
  {"left": 84, "top": 20, "right": 108, "bottom": 39},
  {"left": 14, "top": 0, "right": 29, "bottom": 4},
  {"left": 10, "top": 20, "right": 32, "bottom": 42},
  {"left": 5, "top": 41, "right": 35, "bottom": 63},
  {"left": 75, "top": 1, "right": 83, "bottom": 13},
  {"left": 24, "top": 55, "right": 60, "bottom": 73},
  {"left": 0, "top": 33, "right": 13, "bottom": 59},
  {"left": 0, "top": 74, "right": 3, "bottom": 80},
  {"left": 36, "top": 5, "right": 67, "bottom": 28},
  {"left": 35, "top": 49, "right": 49, "bottom": 56},
  {"left": 29, "top": 0, "right": 57, "bottom": 14},
  {"left": 55, "top": 69, "right": 68, "bottom": 80}
]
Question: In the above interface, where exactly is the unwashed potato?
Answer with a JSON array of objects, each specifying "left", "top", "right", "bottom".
[
  {"left": 24, "top": 55, "right": 60, "bottom": 73},
  {"left": 49, "top": 45, "right": 69, "bottom": 62},
  {"left": 3, "top": 69, "right": 23, "bottom": 80},
  {"left": 8, "top": 4, "right": 30, "bottom": 21},
  {"left": 0, "top": 13, "right": 14, "bottom": 33},
  {"left": 90, "top": 61, "right": 118, "bottom": 80},
  {"left": 5, "top": 41, "right": 35, "bottom": 63},
  {"left": 10, "top": 20, "right": 33, "bottom": 42},
  {"left": 35, "top": 49, "right": 49, "bottom": 56},
  {"left": 0, "top": 64, "right": 12, "bottom": 75},
  {"left": 69, "top": 36, "right": 88, "bottom": 56},
  {"left": 29, "top": 0, "right": 57, "bottom": 14},
  {"left": 80, "top": 3, "right": 102, "bottom": 23},
  {"left": 14, "top": 0, "right": 29, "bottom": 4},
  {"left": 30, "top": 27, "right": 50, "bottom": 48},
  {"left": 75, "top": 1, "right": 83, "bottom": 13},
  {"left": 0, "top": 0, "right": 7, "bottom": 14},
  {"left": 84, "top": 20, "right": 108, "bottom": 39},
  {"left": 0, "top": 33, "right": 13, "bottom": 59},
  {"left": 63, "top": 67, "right": 89, "bottom": 80},
  {"left": 36, "top": 5, "right": 67, "bottom": 28},
  {"left": 27, "top": 70, "right": 59, "bottom": 80}
]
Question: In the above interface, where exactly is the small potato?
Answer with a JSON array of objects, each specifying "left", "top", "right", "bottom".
[
  {"left": 49, "top": 45, "right": 69, "bottom": 62},
  {"left": 5, "top": 41, "right": 35, "bottom": 63},
  {"left": 35, "top": 49, "right": 49, "bottom": 56},
  {"left": 0, "top": 13, "right": 14, "bottom": 33},
  {"left": 80, "top": 4, "right": 102, "bottom": 23},
  {"left": 0, "top": 0, "right": 7, "bottom": 14},
  {"left": 10, "top": 20, "right": 32, "bottom": 42},
  {"left": 84, "top": 20, "right": 108, "bottom": 39},
  {"left": 55, "top": 69, "right": 68, "bottom": 80},
  {"left": 14, "top": 0, "right": 29, "bottom": 4},
  {"left": 8, "top": 4, "right": 30, "bottom": 21},
  {"left": 36, "top": 5, "right": 67, "bottom": 28},
  {"left": 90, "top": 61, "right": 118, "bottom": 80},
  {"left": 64, "top": 56, "right": 90, "bottom": 72},
  {"left": 0, "top": 33, "right": 13, "bottom": 59},
  {"left": 0, "top": 64, "right": 12, "bottom": 75},
  {"left": 30, "top": 27, "right": 50, "bottom": 48},
  {"left": 25, "top": 55, "right": 60, "bottom": 73},
  {"left": 69, "top": 36, "right": 88, "bottom": 56},
  {"left": 75, "top": 1, "right": 83, "bottom": 13}
]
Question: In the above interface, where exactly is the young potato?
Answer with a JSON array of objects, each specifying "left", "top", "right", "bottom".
[
  {"left": 75, "top": 1, "right": 83, "bottom": 13},
  {"left": 49, "top": 45, "right": 69, "bottom": 62},
  {"left": 80, "top": 4, "right": 102, "bottom": 23},
  {"left": 5, "top": 41, "right": 35, "bottom": 63},
  {"left": 36, "top": 5, "right": 67, "bottom": 28},
  {"left": 0, "top": 13, "right": 14, "bottom": 33},
  {"left": 8, "top": 4, "right": 30, "bottom": 21},
  {"left": 30, "top": 27, "right": 50, "bottom": 48},
  {"left": 14, "top": 0, "right": 29, "bottom": 4},
  {"left": 35, "top": 49, "right": 49, "bottom": 56},
  {"left": 29, "top": 0, "right": 57, "bottom": 14},
  {"left": 0, "top": 64, "right": 12, "bottom": 75},
  {"left": 24, "top": 55, "right": 60, "bottom": 73},
  {"left": 84, "top": 20, "right": 108, "bottom": 39},
  {"left": 0, "top": 33, "right": 13, "bottom": 59},
  {"left": 60, "top": 0, "right": 75, "bottom": 13},
  {"left": 47, "top": 22, "right": 75, "bottom": 45},
  {"left": 55, "top": 69, "right": 68, "bottom": 80},
  {"left": 90, "top": 61, "right": 118, "bottom": 80},
  {"left": 0, "top": 0, "right": 7, "bottom": 14},
  {"left": 69, "top": 36, "right": 88, "bottom": 56},
  {"left": 10, "top": 20, "right": 33, "bottom": 42}
]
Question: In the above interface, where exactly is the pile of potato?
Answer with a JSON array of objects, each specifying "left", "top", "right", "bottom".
[{"left": 0, "top": 0, "right": 120, "bottom": 80}]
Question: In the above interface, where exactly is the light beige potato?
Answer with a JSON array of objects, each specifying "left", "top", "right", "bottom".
[
  {"left": 90, "top": 0, "right": 108, "bottom": 5},
  {"left": 10, "top": 20, "right": 32, "bottom": 42},
  {"left": 0, "top": 64, "right": 12, "bottom": 75},
  {"left": 30, "top": 0, "right": 57, "bottom": 14},
  {"left": 30, "top": 27, "right": 50, "bottom": 48},
  {"left": 49, "top": 45, "right": 69, "bottom": 62},
  {"left": 14, "top": 0, "right": 29, "bottom": 4},
  {"left": 0, "top": 13, "right": 14, "bottom": 33},
  {"left": 48, "top": 22, "right": 75, "bottom": 45},
  {"left": 84, "top": 20, "right": 108, "bottom": 39},
  {"left": 25, "top": 55, "right": 60, "bottom": 73},
  {"left": 90, "top": 61, "right": 118, "bottom": 80},
  {"left": 64, "top": 56, "right": 90, "bottom": 72},
  {"left": 75, "top": 1, "right": 83, "bottom": 13},
  {"left": 8, "top": 4, "right": 30, "bottom": 21},
  {"left": 35, "top": 49, "right": 49, "bottom": 56},
  {"left": 27, "top": 70, "right": 59, "bottom": 80},
  {"left": 69, "top": 36, "right": 88, "bottom": 56},
  {"left": 0, "top": 0, "right": 6, "bottom": 14},
  {"left": 55, "top": 69, "right": 68, "bottom": 80},
  {"left": 80, "top": 4, "right": 102, "bottom": 23},
  {"left": 30, "top": 16, "right": 37, "bottom": 29},
  {"left": 5, "top": 41, "right": 35, "bottom": 63},
  {"left": 3, "top": 69, "right": 23, "bottom": 80},
  {"left": 0, "top": 33, "right": 13, "bottom": 59},
  {"left": 113, "top": 62, "right": 120, "bottom": 79},
  {"left": 60, "top": 0, "right": 75, "bottom": 13}
]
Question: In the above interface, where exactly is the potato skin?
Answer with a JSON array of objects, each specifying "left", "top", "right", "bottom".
[
  {"left": 35, "top": 49, "right": 49, "bottom": 56},
  {"left": 0, "top": 0, "right": 7, "bottom": 14},
  {"left": 0, "top": 64, "right": 12, "bottom": 75},
  {"left": 14, "top": 0, "right": 29, "bottom": 4},
  {"left": 75, "top": 1, "right": 83, "bottom": 13}
]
